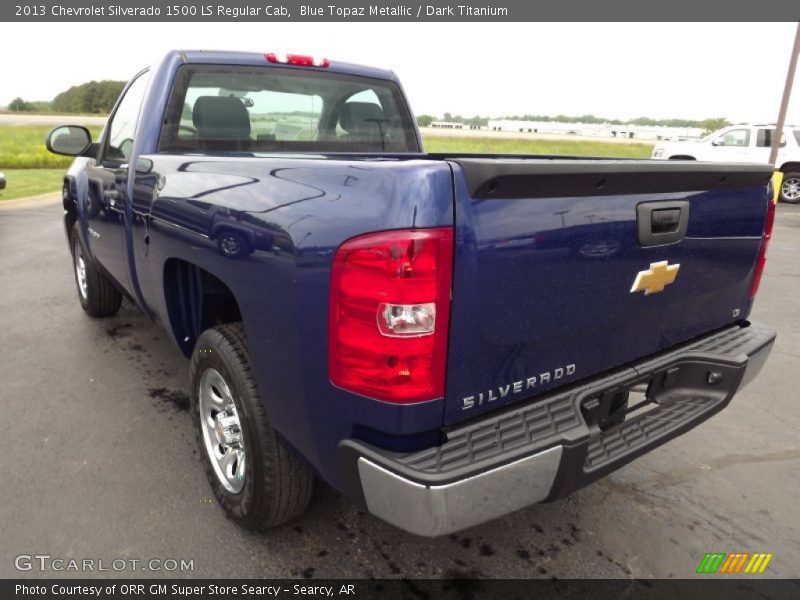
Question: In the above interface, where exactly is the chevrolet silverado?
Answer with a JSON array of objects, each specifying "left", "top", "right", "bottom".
[{"left": 46, "top": 50, "right": 776, "bottom": 536}]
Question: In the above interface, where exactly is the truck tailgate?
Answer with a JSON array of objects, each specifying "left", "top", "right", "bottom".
[{"left": 443, "top": 158, "right": 773, "bottom": 425}]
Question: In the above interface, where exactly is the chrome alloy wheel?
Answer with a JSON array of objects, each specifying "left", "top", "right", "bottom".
[
  {"left": 782, "top": 177, "right": 800, "bottom": 201},
  {"left": 74, "top": 244, "right": 88, "bottom": 300},
  {"left": 220, "top": 235, "right": 242, "bottom": 257},
  {"left": 199, "top": 368, "right": 246, "bottom": 493}
]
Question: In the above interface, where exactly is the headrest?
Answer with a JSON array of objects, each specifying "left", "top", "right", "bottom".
[
  {"left": 192, "top": 96, "right": 251, "bottom": 139},
  {"left": 339, "top": 102, "right": 385, "bottom": 134}
]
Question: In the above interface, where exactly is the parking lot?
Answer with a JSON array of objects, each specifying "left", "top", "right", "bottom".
[{"left": 0, "top": 197, "right": 798, "bottom": 579}]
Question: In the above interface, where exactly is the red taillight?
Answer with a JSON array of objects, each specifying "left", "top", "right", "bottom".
[
  {"left": 265, "top": 53, "right": 330, "bottom": 68},
  {"left": 749, "top": 199, "right": 776, "bottom": 300},
  {"left": 329, "top": 228, "right": 454, "bottom": 403}
]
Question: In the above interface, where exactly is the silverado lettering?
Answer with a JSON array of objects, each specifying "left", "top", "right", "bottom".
[
  {"left": 46, "top": 49, "right": 776, "bottom": 537},
  {"left": 462, "top": 364, "right": 577, "bottom": 410}
]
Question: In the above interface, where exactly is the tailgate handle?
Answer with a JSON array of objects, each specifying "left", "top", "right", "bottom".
[
  {"left": 636, "top": 200, "right": 689, "bottom": 247},
  {"left": 651, "top": 208, "right": 681, "bottom": 233}
]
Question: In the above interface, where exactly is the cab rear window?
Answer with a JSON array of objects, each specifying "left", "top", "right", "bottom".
[{"left": 159, "top": 65, "right": 419, "bottom": 153}]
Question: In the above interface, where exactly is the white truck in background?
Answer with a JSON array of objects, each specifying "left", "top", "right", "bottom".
[{"left": 652, "top": 124, "right": 800, "bottom": 203}]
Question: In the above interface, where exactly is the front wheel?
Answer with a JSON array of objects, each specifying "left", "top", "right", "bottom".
[
  {"left": 779, "top": 172, "right": 800, "bottom": 204},
  {"left": 217, "top": 231, "right": 250, "bottom": 258},
  {"left": 190, "top": 323, "right": 314, "bottom": 530},
  {"left": 70, "top": 223, "right": 122, "bottom": 317}
]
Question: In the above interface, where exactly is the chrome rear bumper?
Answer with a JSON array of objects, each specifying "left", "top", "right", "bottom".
[
  {"left": 340, "top": 322, "right": 775, "bottom": 536},
  {"left": 357, "top": 446, "right": 562, "bottom": 537}
]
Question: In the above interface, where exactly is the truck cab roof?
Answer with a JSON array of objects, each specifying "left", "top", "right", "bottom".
[{"left": 173, "top": 49, "right": 398, "bottom": 82}]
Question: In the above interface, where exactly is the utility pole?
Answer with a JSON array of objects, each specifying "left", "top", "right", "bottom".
[{"left": 769, "top": 23, "right": 800, "bottom": 166}]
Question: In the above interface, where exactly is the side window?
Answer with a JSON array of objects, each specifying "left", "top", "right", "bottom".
[
  {"left": 756, "top": 129, "right": 786, "bottom": 148},
  {"left": 105, "top": 71, "right": 150, "bottom": 162},
  {"left": 715, "top": 128, "right": 750, "bottom": 147}
]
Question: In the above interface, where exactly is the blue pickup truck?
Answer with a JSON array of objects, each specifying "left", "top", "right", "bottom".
[{"left": 46, "top": 50, "right": 777, "bottom": 536}]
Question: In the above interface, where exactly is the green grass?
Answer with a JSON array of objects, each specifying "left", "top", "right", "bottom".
[
  {"left": 0, "top": 125, "right": 103, "bottom": 169},
  {"left": 0, "top": 169, "right": 65, "bottom": 201},
  {"left": 422, "top": 135, "right": 654, "bottom": 158},
  {"left": 0, "top": 110, "right": 99, "bottom": 117},
  {"left": 0, "top": 126, "right": 653, "bottom": 201}
]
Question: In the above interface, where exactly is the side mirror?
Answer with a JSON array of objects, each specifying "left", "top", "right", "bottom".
[
  {"left": 45, "top": 125, "right": 92, "bottom": 156},
  {"left": 135, "top": 157, "right": 153, "bottom": 174},
  {"left": 711, "top": 138, "right": 726, "bottom": 147}
]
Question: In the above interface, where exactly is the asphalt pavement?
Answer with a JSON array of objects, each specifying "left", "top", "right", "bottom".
[{"left": 1, "top": 197, "right": 798, "bottom": 579}]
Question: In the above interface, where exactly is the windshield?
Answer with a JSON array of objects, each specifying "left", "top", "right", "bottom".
[{"left": 159, "top": 64, "right": 420, "bottom": 153}]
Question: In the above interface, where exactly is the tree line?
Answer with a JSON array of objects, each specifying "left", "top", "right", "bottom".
[
  {"left": 416, "top": 113, "right": 731, "bottom": 132},
  {"left": 6, "top": 80, "right": 126, "bottom": 114},
  {"left": 6, "top": 81, "right": 731, "bottom": 134}
]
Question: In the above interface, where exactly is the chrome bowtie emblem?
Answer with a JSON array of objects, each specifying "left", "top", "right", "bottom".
[{"left": 630, "top": 261, "right": 680, "bottom": 295}]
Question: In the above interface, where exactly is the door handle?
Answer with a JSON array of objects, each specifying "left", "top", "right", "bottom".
[{"left": 636, "top": 200, "right": 689, "bottom": 247}]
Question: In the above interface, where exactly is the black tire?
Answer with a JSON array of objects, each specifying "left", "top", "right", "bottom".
[
  {"left": 190, "top": 323, "right": 313, "bottom": 530},
  {"left": 70, "top": 223, "right": 122, "bottom": 318},
  {"left": 216, "top": 231, "right": 249, "bottom": 258},
  {"left": 779, "top": 172, "right": 800, "bottom": 204}
]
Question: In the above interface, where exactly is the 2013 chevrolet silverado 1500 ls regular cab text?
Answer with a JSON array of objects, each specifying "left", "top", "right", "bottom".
[{"left": 46, "top": 50, "right": 777, "bottom": 536}]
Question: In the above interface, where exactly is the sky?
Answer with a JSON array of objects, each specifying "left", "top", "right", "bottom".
[{"left": 0, "top": 22, "right": 798, "bottom": 123}]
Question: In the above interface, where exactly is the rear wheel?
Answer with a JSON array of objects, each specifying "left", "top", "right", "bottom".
[
  {"left": 217, "top": 231, "right": 249, "bottom": 258},
  {"left": 779, "top": 172, "right": 800, "bottom": 204},
  {"left": 190, "top": 323, "right": 314, "bottom": 530},
  {"left": 70, "top": 223, "right": 122, "bottom": 317}
]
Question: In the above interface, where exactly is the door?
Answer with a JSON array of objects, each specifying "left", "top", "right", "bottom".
[
  {"left": 84, "top": 70, "right": 150, "bottom": 293},
  {"left": 706, "top": 127, "right": 753, "bottom": 162},
  {"left": 751, "top": 128, "right": 788, "bottom": 164}
]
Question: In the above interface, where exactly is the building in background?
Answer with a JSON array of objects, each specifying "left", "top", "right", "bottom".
[
  {"left": 486, "top": 120, "right": 705, "bottom": 141},
  {"left": 430, "top": 121, "right": 465, "bottom": 130}
]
